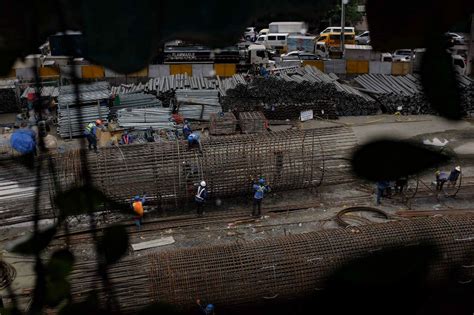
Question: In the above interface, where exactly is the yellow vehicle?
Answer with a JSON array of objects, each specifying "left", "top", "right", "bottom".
[{"left": 316, "top": 31, "right": 356, "bottom": 49}]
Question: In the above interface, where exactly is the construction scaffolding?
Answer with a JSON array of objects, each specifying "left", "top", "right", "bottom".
[{"left": 69, "top": 215, "right": 474, "bottom": 313}]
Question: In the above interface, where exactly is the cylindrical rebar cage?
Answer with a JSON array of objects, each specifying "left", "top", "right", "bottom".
[{"left": 69, "top": 215, "right": 474, "bottom": 313}]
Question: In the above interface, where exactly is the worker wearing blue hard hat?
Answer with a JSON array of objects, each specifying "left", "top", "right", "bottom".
[
  {"left": 196, "top": 299, "right": 215, "bottom": 315},
  {"left": 251, "top": 176, "right": 271, "bottom": 217}
]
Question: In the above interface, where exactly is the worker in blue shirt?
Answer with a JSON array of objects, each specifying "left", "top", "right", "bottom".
[
  {"left": 11, "top": 122, "right": 36, "bottom": 156},
  {"left": 183, "top": 120, "right": 192, "bottom": 139},
  {"left": 252, "top": 177, "right": 271, "bottom": 217},
  {"left": 84, "top": 119, "right": 103, "bottom": 152},
  {"left": 195, "top": 181, "right": 208, "bottom": 217},
  {"left": 375, "top": 180, "right": 390, "bottom": 205},
  {"left": 188, "top": 132, "right": 202, "bottom": 152},
  {"left": 196, "top": 299, "right": 215, "bottom": 315}
]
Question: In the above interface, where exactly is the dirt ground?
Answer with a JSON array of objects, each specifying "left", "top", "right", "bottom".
[{"left": 2, "top": 113, "right": 474, "bottom": 307}]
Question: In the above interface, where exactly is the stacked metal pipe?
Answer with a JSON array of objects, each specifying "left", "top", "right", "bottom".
[
  {"left": 57, "top": 82, "right": 111, "bottom": 138},
  {"left": 69, "top": 215, "right": 474, "bottom": 313},
  {"left": 117, "top": 107, "right": 173, "bottom": 129},
  {"left": 109, "top": 93, "right": 162, "bottom": 115},
  {"left": 20, "top": 86, "right": 59, "bottom": 99},
  {"left": 176, "top": 89, "right": 222, "bottom": 121},
  {"left": 353, "top": 74, "right": 473, "bottom": 115}
]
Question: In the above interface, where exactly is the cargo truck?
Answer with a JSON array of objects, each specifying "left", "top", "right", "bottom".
[{"left": 268, "top": 22, "right": 308, "bottom": 34}]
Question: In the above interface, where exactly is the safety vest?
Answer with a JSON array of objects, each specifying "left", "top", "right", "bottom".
[
  {"left": 195, "top": 186, "right": 206, "bottom": 202},
  {"left": 132, "top": 201, "right": 144, "bottom": 216},
  {"left": 85, "top": 122, "right": 95, "bottom": 134}
]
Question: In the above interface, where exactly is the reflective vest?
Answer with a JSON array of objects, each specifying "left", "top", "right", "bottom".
[
  {"left": 195, "top": 186, "right": 206, "bottom": 202},
  {"left": 132, "top": 201, "right": 144, "bottom": 216},
  {"left": 85, "top": 122, "right": 95, "bottom": 135}
]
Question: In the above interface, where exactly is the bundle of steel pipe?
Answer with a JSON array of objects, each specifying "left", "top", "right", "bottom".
[
  {"left": 353, "top": 74, "right": 473, "bottom": 115},
  {"left": 69, "top": 215, "right": 474, "bottom": 313}
]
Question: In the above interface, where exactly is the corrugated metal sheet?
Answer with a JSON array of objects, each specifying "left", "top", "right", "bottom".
[
  {"left": 369, "top": 61, "right": 392, "bottom": 74},
  {"left": 324, "top": 60, "right": 346, "bottom": 74}
]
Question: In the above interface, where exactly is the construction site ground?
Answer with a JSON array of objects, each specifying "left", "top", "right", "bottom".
[{"left": 2, "top": 113, "right": 474, "bottom": 302}]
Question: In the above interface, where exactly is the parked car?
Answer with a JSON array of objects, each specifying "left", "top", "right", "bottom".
[
  {"left": 281, "top": 50, "right": 304, "bottom": 57},
  {"left": 445, "top": 32, "right": 465, "bottom": 45},
  {"left": 281, "top": 51, "right": 321, "bottom": 61},
  {"left": 244, "top": 27, "right": 257, "bottom": 41},
  {"left": 392, "top": 49, "right": 414, "bottom": 61},
  {"left": 355, "top": 31, "right": 370, "bottom": 45}
]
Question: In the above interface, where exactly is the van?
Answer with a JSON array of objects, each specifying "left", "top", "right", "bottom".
[
  {"left": 316, "top": 31, "right": 355, "bottom": 49},
  {"left": 258, "top": 28, "right": 269, "bottom": 36},
  {"left": 320, "top": 27, "right": 355, "bottom": 35},
  {"left": 265, "top": 33, "right": 289, "bottom": 52}
]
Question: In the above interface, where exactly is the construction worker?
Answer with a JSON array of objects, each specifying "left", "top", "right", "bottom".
[
  {"left": 394, "top": 176, "right": 408, "bottom": 194},
  {"left": 188, "top": 132, "right": 202, "bottom": 152},
  {"left": 195, "top": 181, "right": 208, "bottom": 217},
  {"left": 196, "top": 299, "right": 215, "bottom": 315},
  {"left": 145, "top": 126, "right": 155, "bottom": 142},
  {"left": 375, "top": 180, "right": 390, "bottom": 205},
  {"left": 120, "top": 130, "right": 133, "bottom": 145},
  {"left": 84, "top": 119, "right": 103, "bottom": 152},
  {"left": 435, "top": 170, "right": 449, "bottom": 191},
  {"left": 447, "top": 165, "right": 461, "bottom": 188},
  {"left": 183, "top": 120, "right": 192, "bottom": 139},
  {"left": 252, "top": 177, "right": 271, "bottom": 217},
  {"left": 11, "top": 121, "right": 37, "bottom": 156},
  {"left": 131, "top": 194, "right": 146, "bottom": 229}
]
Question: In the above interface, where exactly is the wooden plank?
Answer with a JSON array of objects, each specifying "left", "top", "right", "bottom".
[{"left": 131, "top": 236, "right": 175, "bottom": 251}]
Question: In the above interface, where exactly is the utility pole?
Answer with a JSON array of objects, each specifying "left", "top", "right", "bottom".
[{"left": 341, "top": 0, "right": 349, "bottom": 57}]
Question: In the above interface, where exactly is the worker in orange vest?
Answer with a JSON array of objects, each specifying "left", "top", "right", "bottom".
[{"left": 131, "top": 194, "right": 146, "bottom": 229}]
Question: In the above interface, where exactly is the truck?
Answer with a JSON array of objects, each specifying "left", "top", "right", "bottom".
[
  {"left": 268, "top": 22, "right": 308, "bottom": 35},
  {"left": 287, "top": 35, "right": 317, "bottom": 53}
]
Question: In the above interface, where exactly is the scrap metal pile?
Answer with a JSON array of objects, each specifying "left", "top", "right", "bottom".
[
  {"left": 69, "top": 215, "right": 474, "bottom": 313},
  {"left": 354, "top": 74, "right": 474, "bottom": 115},
  {"left": 221, "top": 66, "right": 379, "bottom": 119}
]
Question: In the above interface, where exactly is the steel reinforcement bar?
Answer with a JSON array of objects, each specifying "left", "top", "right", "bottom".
[
  {"left": 52, "top": 126, "right": 356, "bottom": 206},
  {"left": 0, "top": 126, "right": 356, "bottom": 225},
  {"left": 69, "top": 215, "right": 474, "bottom": 313}
]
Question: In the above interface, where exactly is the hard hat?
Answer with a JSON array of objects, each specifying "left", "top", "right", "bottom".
[
  {"left": 205, "top": 304, "right": 214, "bottom": 312},
  {"left": 200, "top": 181, "right": 206, "bottom": 187},
  {"left": 134, "top": 195, "right": 140, "bottom": 201},
  {"left": 184, "top": 119, "right": 188, "bottom": 123},
  {"left": 258, "top": 178, "right": 265, "bottom": 184},
  {"left": 455, "top": 166, "right": 461, "bottom": 172},
  {"left": 95, "top": 119, "right": 102, "bottom": 125}
]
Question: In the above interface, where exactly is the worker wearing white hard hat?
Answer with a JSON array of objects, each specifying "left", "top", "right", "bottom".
[{"left": 195, "top": 180, "right": 208, "bottom": 217}]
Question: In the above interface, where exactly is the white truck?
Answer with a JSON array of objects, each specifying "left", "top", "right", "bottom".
[{"left": 268, "top": 22, "right": 308, "bottom": 35}]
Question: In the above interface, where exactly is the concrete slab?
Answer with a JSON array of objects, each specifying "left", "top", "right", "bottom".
[{"left": 131, "top": 236, "right": 175, "bottom": 251}]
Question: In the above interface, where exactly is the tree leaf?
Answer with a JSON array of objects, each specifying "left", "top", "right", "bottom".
[
  {"left": 10, "top": 225, "right": 57, "bottom": 255},
  {"left": 351, "top": 139, "right": 451, "bottom": 181},
  {"left": 55, "top": 186, "right": 108, "bottom": 217},
  {"left": 421, "top": 41, "right": 463, "bottom": 120},
  {"left": 98, "top": 225, "right": 129, "bottom": 265},
  {"left": 47, "top": 249, "right": 75, "bottom": 280}
]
